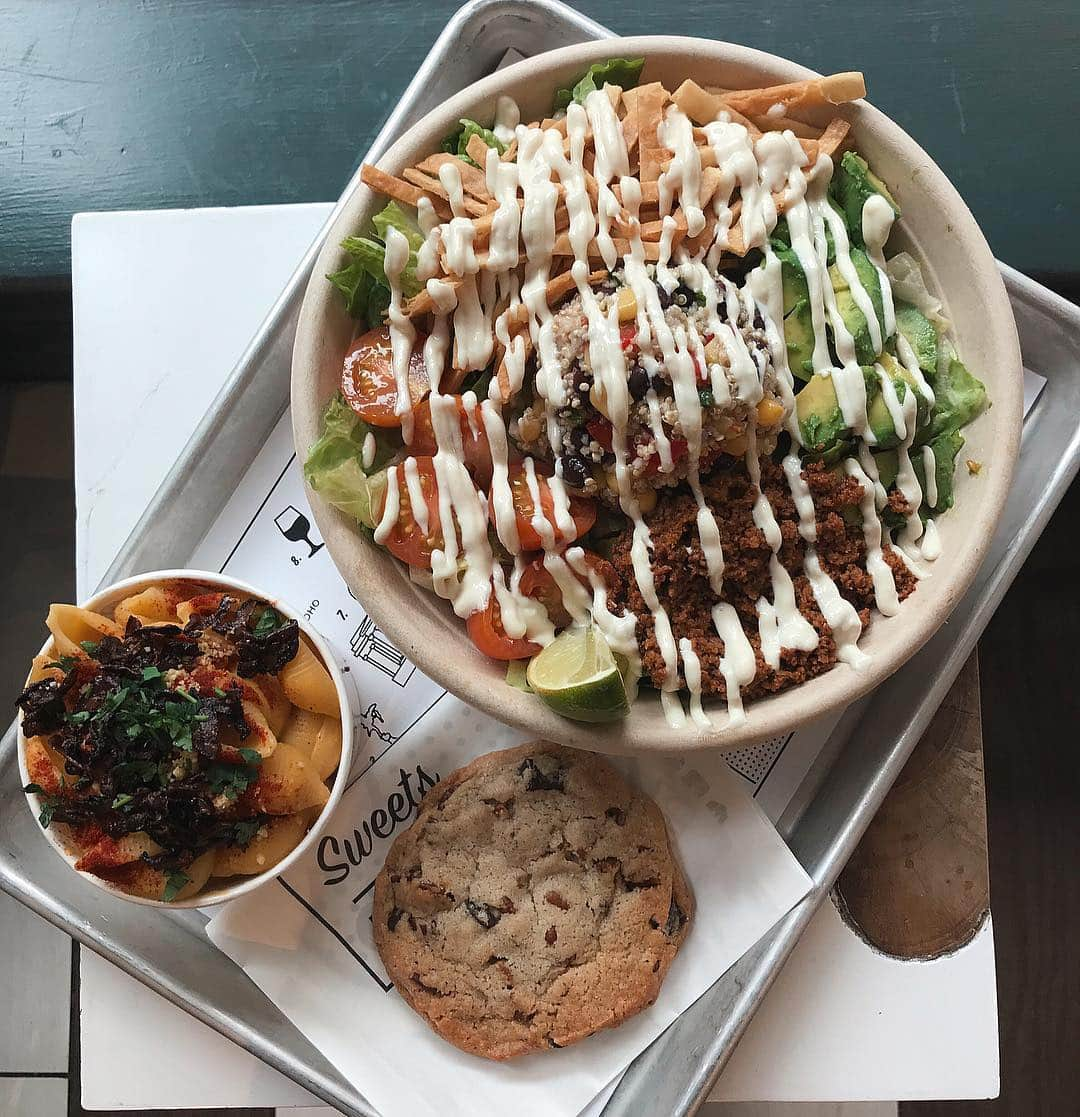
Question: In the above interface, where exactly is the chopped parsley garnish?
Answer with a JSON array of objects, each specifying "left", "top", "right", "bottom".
[
  {"left": 698, "top": 387, "right": 715, "bottom": 408},
  {"left": 162, "top": 870, "right": 191, "bottom": 903},
  {"left": 80, "top": 640, "right": 100, "bottom": 656},
  {"left": 231, "top": 817, "right": 264, "bottom": 847},
  {"left": 206, "top": 759, "right": 261, "bottom": 802},
  {"left": 23, "top": 783, "right": 63, "bottom": 828},
  {"left": 253, "top": 605, "right": 285, "bottom": 639}
]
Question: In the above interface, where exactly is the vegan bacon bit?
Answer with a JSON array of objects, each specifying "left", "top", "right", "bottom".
[{"left": 185, "top": 596, "right": 300, "bottom": 678}]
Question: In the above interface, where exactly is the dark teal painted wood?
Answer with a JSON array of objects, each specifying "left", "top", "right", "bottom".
[{"left": 1, "top": 0, "right": 1077, "bottom": 276}]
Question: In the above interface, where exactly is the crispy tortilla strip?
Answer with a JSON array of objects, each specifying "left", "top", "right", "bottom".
[
  {"left": 403, "top": 277, "right": 465, "bottom": 318},
  {"left": 699, "top": 165, "right": 724, "bottom": 209},
  {"left": 415, "top": 152, "right": 490, "bottom": 201},
  {"left": 402, "top": 168, "right": 491, "bottom": 217},
  {"left": 750, "top": 112, "right": 821, "bottom": 139},
  {"left": 361, "top": 163, "right": 453, "bottom": 221},
  {"left": 495, "top": 329, "right": 533, "bottom": 402},
  {"left": 818, "top": 117, "right": 852, "bottom": 157},
  {"left": 671, "top": 79, "right": 762, "bottom": 138},
  {"left": 551, "top": 234, "right": 661, "bottom": 261},
  {"left": 464, "top": 133, "right": 499, "bottom": 172},
  {"left": 682, "top": 210, "right": 719, "bottom": 256},
  {"left": 539, "top": 116, "right": 569, "bottom": 136},
  {"left": 500, "top": 138, "right": 518, "bottom": 162},
  {"left": 672, "top": 79, "right": 725, "bottom": 125},
  {"left": 632, "top": 82, "right": 668, "bottom": 183},
  {"left": 639, "top": 210, "right": 689, "bottom": 243},
  {"left": 724, "top": 72, "right": 866, "bottom": 118}
]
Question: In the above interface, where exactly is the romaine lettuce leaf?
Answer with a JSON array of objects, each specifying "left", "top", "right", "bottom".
[
  {"left": 303, "top": 397, "right": 393, "bottom": 528},
  {"left": 327, "top": 201, "right": 422, "bottom": 322},
  {"left": 440, "top": 118, "right": 506, "bottom": 168},
  {"left": 553, "top": 57, "right": 645, "bottom": 112},
  {"left": 371, "top": 200, "right": 424, "bottom": 251}
]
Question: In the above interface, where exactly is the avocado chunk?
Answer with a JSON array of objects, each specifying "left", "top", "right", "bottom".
[
  {"left": 916, "top": 428, "right": 965, "bottom": 513},
  {"left": 830, "top": 151, "right": 900, "bottom": 246},
  {"left": 796, "top": 373, "right": 849, "bottom": 459},
  {"left": 783, "top": 299, "right": 815, "bottom": 381},
  {"left": 865, "top": 368, "right": 904, "bottom": 450},
  {"left": 829, "top": 247, "right": 885, "bottom": 365},
  {"left": 873, "top": 449, "right": 899, "bottom": 491},
  {"left": 879, "top": 351, "right": 930, "bottom": 432},
  {"left": 894, "top": 301, "right": 939, "bottom": 379},
  {"left": 775, "top": 243, "right": 809, "bottom": 313}
]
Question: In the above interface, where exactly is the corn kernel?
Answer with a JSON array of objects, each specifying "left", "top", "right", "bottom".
[
  {"left": 703, "top": 338, "right": 722, "bottom": 367},
  {"left": 636, "top": 486, "right": 657, "bottom": 513},
  {"left": 616, "top": 286, "right": 637, "bottom": 323},
  {"left": 756, "top": 397, "right": 786, "bottom": 427}
]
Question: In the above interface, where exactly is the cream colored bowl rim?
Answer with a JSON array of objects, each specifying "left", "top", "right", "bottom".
[
  {"left": 291, "top": 35, "right": 1022, "bottom": 754},
  {"left": 16, "top": 569, "right": 354, "bottom": 909}
]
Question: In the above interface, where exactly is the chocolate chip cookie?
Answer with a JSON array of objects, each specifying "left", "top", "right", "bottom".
[{"left": 372, "top": 741, "right": 693, "bottom": 1059}]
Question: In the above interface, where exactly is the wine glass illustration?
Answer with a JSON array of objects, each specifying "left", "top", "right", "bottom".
[{"left": 274, "top": 505, "right": 324, "bottom": 556}]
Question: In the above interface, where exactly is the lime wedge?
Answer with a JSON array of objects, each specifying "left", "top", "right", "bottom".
[{"left": 526, "top": 627, "right": 630, "bottom": 723}]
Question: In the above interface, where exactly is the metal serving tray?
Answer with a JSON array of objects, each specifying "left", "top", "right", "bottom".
[{"left": 2, "top": 2, "right": 1079, "bottom": 1114}]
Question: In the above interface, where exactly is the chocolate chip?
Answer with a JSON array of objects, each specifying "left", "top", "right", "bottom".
[
  {"left": 545, "top": 890, "right": 570, "bottom": 910},
  {"left": 652, "top": 959, "right": 660, "bottom": 972},
  {"left": 497, "top": 895, "right": 516, "bottom": 913},
  {"left": 545, "top": 925, "right": 558, "bottom": 945},
  {"left": 664, "top": 897, "right": 687, "bottom": 937},
  {"left": 518, "top": 757, "right": 565, "bottom": 792},
  {"left": 514, "top": 1009, "right": 537, "bottom": 1024},
  {"left": 623, "top": 876, "right": 659, "bottom": 891},
  {"left": 547, "top": 1035, "right": 564, "bottom": 1049},
  {"left": 593, "top": 856, "right": 621, "bottom": 873},
  {"left": 464, "top": 899, "right": 502, "bottom": 929},
  {"left": 605, "top": 806, "right": 627, "bottom": 826},
  {"left": 387, "top": 907, "right": 405, "bottom": 932}
]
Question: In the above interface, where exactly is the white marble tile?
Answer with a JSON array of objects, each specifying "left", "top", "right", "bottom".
[
  {"left": 0, "top": 1077, "right": 68, "bottom": 1117},
  {"left": 0, "top": 892, "right": 71, "bottom": 1073}
]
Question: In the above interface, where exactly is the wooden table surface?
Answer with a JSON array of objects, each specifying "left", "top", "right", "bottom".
[{"left": 2, "top": 0, "right": 1078, "bottom": 278}]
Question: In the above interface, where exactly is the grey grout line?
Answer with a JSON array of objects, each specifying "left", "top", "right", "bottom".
[
  {"left": 0, "top": 1073, "right": 68, "bottom": 1079},
  {"left": 67, "top": 941, "right": 80, "bottom": 1117}
]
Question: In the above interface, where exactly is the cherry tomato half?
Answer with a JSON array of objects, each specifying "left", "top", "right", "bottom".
[
  {"left": 518, "top": 550, "right": 613, "bottom": 629},
  {"left": 341, "top": 325, "right": 430, "bottom": 428},
  {"left": 466, "top": 595, "right": 541, "bottom": 660},
  {"left": 642, "top": 436, "right": 689, "bottom": 477},
  {"left": 502, "top": 461, "right": 597, "bottom": 551},
  {"left": 376, "top": 456, "right": 443, "bottom": 568},
  {"left": 409, "top": 396, "right": 493, "bottom": 488},
  {"left": 619, "top": 323, "right": 638, "bottom": 352},
  {"left": 585, "top": 415, "right": 613, "bottom": 452}
]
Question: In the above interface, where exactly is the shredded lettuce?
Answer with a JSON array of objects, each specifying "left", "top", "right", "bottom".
[
  {"left": 303, "top": 397, "right": 394, "bottom": 528},
  {"left": 326, "top": 201, "right": 422, "bottom": 324},
  {"left": 885, "top": 252, "right": 950, "bottom": 334},
  {"left": 441, "top": 118, "right": 506, "bottom": 168},
  {"left": 371, "top": 200, "right": 423, "bottom": 251},
  {"left": 553, "top": 57, "right": 645, "bottom": 112}
]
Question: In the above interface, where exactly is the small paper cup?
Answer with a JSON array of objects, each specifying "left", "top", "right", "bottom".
[{"left": 16, "top": 569, "right": 353, "bottom": 908}]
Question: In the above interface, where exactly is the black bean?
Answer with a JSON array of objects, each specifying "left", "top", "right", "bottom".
[
  {"left": 628, "top": 364, "right": 651, "bottom": 401},
  {"left": 561, "top": 454, "right": 592, "bottom": 488},
  {"left": 672, "top": 282, "right": 697, "bottom": 308},
  {"left": 655, "top": 282, "right": 673, "bottom": 309}
]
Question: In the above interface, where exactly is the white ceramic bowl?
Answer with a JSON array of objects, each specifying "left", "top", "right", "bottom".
[
  {"left": 292, "top": 36, "right": 1022, "bottom": 754},
  {"left": 16, "top": 569, "right": 353, "bottom": 908}
]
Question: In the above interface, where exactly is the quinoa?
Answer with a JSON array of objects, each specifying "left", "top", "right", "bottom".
[
  {"left": 513, "top": 267, "right": 787, "bottom": 502},
  {"left": 607, "top": 459, "right": 918, "bottom": 698}
]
